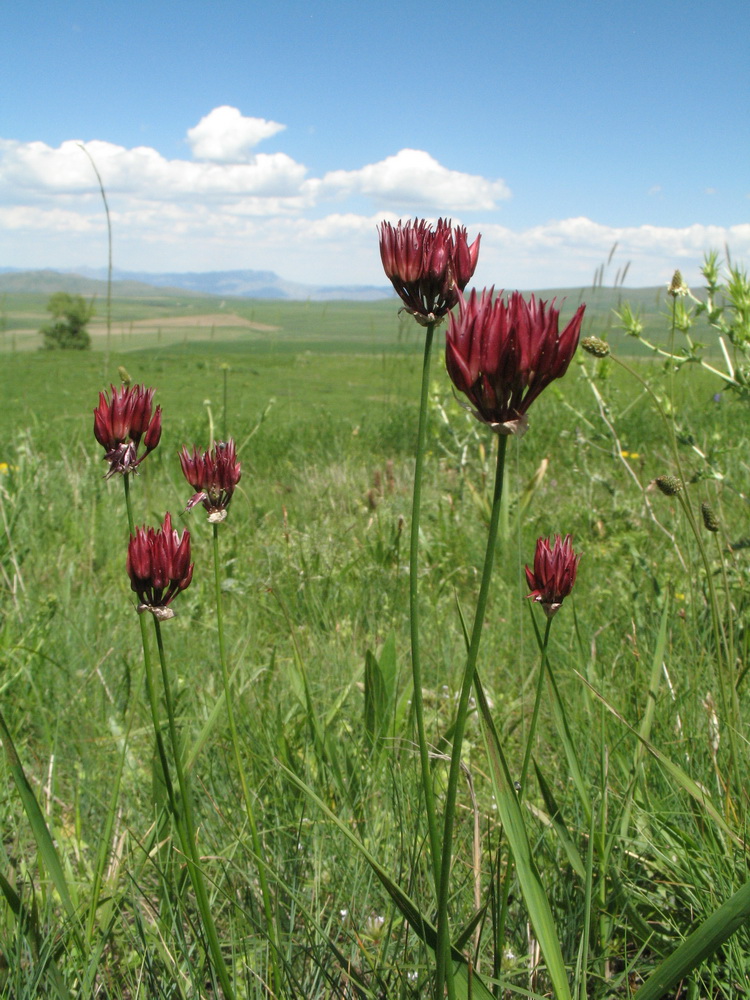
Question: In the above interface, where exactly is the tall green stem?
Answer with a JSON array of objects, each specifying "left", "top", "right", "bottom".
[
  {"left": 213, "top": 523, "right": 282, "bottom": 996},
  {"left": 436, "top": 434, "right": 508, "bottom": 1000},
  {"left": 519, "top": 615, "right": 553, "bottom": 797},
  {"left": 124, "top": 477, "right": 234, "bottom": 998},
  {"left": 409, "top": 321, "right": 442, "bottom": 895},
  {"left": 153, "top": 619, "right": 236, "bottom": 1000}
]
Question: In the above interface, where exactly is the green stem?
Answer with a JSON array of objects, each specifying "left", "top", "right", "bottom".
[
  {"left": 153, "top": 619, "right": 236, "bottom": 1000},
  {"left": 409, "top": 321, "right": 442, "bottom": 897},
  {"left": 436, "top": 434, "right": 508, "bottom": 1000},
  {"left": 518, "top": 615, "right": 553, "bottom": 797},
  {"left": 213, "top": 523, "right": 282, "bottom": 996}
]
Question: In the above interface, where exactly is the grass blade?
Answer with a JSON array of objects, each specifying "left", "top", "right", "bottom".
[{"left": 634, "top": 879, "right": 750, "bottom": 1000}]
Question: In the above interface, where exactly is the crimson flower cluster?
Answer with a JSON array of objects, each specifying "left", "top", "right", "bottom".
[
  {"left": 446, "top": 290, "right": 585, "bottom": 436},
  {"left": 378, "top": 218, "right": 480, "bottom": 325},
  {"left": 525, "top": 534, "right": 580, "bottom": 618},
  {"left": 179, "top": 440, "right": 241, "bottom": 522},
  {"left": 94, "top": 384, "right": 162, "bottom": 477},
  {"left": 126, "top": 512, "right": 193, "bottom": 620}
]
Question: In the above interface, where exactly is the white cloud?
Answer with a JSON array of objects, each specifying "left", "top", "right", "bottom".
[
  {"left": 0, "top": 109, "right": 747, "bottom": 289},
  {"left": 471, "top": 218, "right": 750, "bottom": 290},
  {"left": 313, "top": 148, "right": 510, "bottom": 211},
  {"left": 186, "top": 106, "right": 286, "bottom": 163},
  {"left": 0, "top": 137, "right": 307, "bottom": 200}
]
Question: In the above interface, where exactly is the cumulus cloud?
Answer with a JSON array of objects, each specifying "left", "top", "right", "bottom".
[
  {"left": 1, "top": 108, "right": 747, "bottom": 288},
  {"left": 0, "top": 137, "right": 307, "bottom": 200},
  {"left": 313, "top": 148, "right": 510, "bottom": 211},
  {"left": 186, "top": 106, "right": 286, "bottom": 163}
]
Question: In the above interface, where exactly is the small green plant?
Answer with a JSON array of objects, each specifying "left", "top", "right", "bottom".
[{"left": 40, "top": 291, "right": 94, "bottom": 350}]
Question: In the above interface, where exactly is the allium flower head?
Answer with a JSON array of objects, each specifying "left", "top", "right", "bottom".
[
  {"left": 446, "top": 289, "right": 585, "bottom": 436},
  {"left": 378, "top": 218, "right": 480, "bottom": 325},
  {"left": 179, "top": 439, "right": 241, "bottom": 522},
  {"left": 94, "top": 383, "right": 162, "bottom": 477},
  {"left": 126, "top": 512, "right": 193, "bottom": 620},
  {"left": 525, "top": 534, "right": 580, "bottom": 618}
]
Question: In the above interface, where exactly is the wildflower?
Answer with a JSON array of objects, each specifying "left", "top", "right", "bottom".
[
  {"left": 126, "top": 512, "right": 193, "bottom": 620},
  {"left": 179, "top": 439, "right": 241, "bottom": 522},
  {"left": 525, "top": 534, "right": 580, "bottom": 618},
  {"left": 446, "top": 289, "right": 585, "bottom": 436},
  {"left": 94, "top": 383, "right": 162, "bottom": 477},
  {"left": 378, "top": 218, "right": 480, "bottom": 326}
]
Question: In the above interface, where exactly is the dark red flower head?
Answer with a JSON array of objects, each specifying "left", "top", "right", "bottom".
[
  {"left": 94, "top": 383, "right": 162, "bottom": 477},
  {"left": 126, "top": 512, "right": 193, "bottom": 620},
  {"left": 446, "top": 289, "right": 585, "bottom": 436},
  {"left": 525, "top": 534, "right": 580, "bottom": 618},
  {"left": 378, "top": 218, "right": 480, "bottom": 325},
  {"left": 179, "top": 439, "right": 241, "bottom": 522}
]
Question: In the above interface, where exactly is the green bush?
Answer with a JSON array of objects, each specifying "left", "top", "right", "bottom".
[{"left": 40, "top": 291, "right": 94, "bottom": 350}]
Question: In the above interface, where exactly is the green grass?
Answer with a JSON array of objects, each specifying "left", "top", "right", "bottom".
[{"left": 0, "top": 287, "right": 749, "bottom": 999}]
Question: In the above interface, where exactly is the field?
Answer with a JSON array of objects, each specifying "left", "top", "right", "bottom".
[{"left": 1, "top": 274, "right": 749, "bottom": 999}]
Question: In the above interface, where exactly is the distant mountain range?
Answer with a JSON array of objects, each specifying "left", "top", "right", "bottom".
[{"left": 0, "top": 266, "right": 394, "bottom": 302}]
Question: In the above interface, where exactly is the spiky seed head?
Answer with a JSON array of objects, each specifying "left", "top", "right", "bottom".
[
  {"left": 668, "top": 271, "right": 689, "bottom": 297},
  {"left": 700, "top": 501, "right": 720, "bottom": 532},
  {"left": 581, "top": 336, "right": 610, "bottom": 358},
  {"left": 655, "top": 475, "right": 682, "bottom": 496}
]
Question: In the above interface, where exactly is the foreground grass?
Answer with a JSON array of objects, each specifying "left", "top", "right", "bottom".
[{"left": 0, "top": 309, "right": 749, "bottom": 998}]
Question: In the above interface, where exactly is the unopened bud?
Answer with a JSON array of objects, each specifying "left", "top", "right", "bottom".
[
  {"left": 118, "top": 366, "right": 132, "bottom": 387},
  {"left": 655, "top": 475, "right": 682, "bottom": 496},
  {"left": 581, "top": 336, "right": 610, "bottom": 358},
  {"left": 700, "top": 501, "right": 719, "bottom": 532}
]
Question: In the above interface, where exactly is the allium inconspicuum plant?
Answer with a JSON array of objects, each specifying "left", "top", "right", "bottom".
[
  {"left": 446, "top": 288, "right": 585, "bottom": 436},
  {"left": 126, "top": 512, "right": 193, "bottom": 620},
  {"left": 377, "top": 216, "right": 481, "bottom": 945},
  {"left": 93, "top": 383, "right": 162, "bottom": 477},
  {"left": 378, "top": 217, "right": 480, "bottom": 325},
  {"left": 179, "top": 439, "right": 241, "bottom": 522},
  {"left": 525, "top": 533, "right": 580, "bottom": 618}
]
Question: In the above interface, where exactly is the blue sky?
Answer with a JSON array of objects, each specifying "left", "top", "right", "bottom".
[{"left": 2, "top": 0, "right": 748, "bottom": 289}]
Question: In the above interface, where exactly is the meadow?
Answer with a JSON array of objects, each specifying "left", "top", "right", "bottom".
[{"left": 0, "top": 265, "right": 748, "bottom": 999}]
